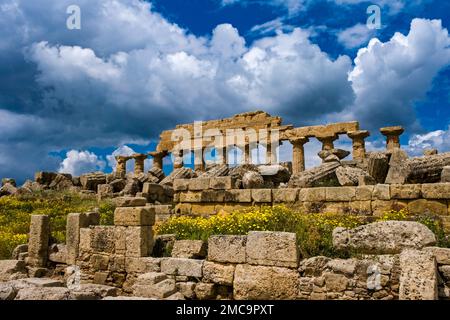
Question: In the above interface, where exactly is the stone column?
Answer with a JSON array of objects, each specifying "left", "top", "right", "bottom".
[
  {"left": 173, "top": 149, "right": 184, "bottom": 169},
  {"left": 132, "top": 153, "right": 148, "bottom": 174},
  {"left": 380, "top": 126, "right": 404, "bottom": 151},
  {"left": 317, "top": 134, "right": 338, "bottom": 151},
  {"left": 66, "top": 213, "right": 92, "bottom": 265},
  {"left": 148, "top": 151, "right": 167, "bottom": 170},
  {"left": 115, "top": 156, "right": 131, "bottom": 176},
  {"left": 27, "top": 215, "right": 50, "bottom": 267},
  {"left": 348, "top": 130, "right": 370, "bottom": 161},
  {"left": 290, "top": 137, "right": 309, "bottom": 174},
  {"left": 244, "top": 143, "right": 252, "bottom": 164},
  {"left": 217, "top": 146, "right": 227, "bottom": 165},
  {"left": 194, "top": 148, "right": 205, "bottom": 172}
]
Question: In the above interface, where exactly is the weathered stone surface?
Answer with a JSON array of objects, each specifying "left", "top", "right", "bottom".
[
  {"left": 288, "top": 162, "right": 340, "bottom": 188},
  {"left": 258, "top": 165, "right": 291, "bottom": 185},
  {"left": 90, "top": 226, "right": 116, "bottom": 254},
  {"left": 160, "top": 258, "right": 203, "bottom": 277},
  {"left": 424, "top": 149, "right": 438, "bottom": 156},
  {"left": 200, "top": 164, "right": 229, "bottom": 178},
  {"left": 97, "top": 184, "right": 113, "bottom": 199},
  {"left": 15, "top": 287, "right": 70, "bottom": 300},
  {"left": 160, "top": 168, "right": 196, "bottom": 186},
  {"left": 423, "top": 247, "right": 450, "bottom": 265},
  {"left": 407, "top": 199, "right": 447, "bottom": 216},
  {"left": 66, "top": 212, "right": 92, "bottom": 265},
  {"left": 2, "top": 178, "right": 16, "bottom": 187},
  {"left": 442, "top": 166, "right": 450, "bottom": 183},
  {"left": 209, "top": 176, "right": 235, "bottom": 190},
  {"left": 335, "top": 166, "right": 368, "bottom": 186},
  {"left": 122, "top": 178, "right": 141, "bottom": 196},
  {"left": 80, "top": 172, "right": 107, "bottom": 191},
  {"left": 114, "top": 207, "right": 155, "bottom": 226},
  {"left": 171, "top": 240, "right": 207, "bottom": 259},
  {"left": 246, "top": 231, "right": 298, "bottom": 268},
  {"left": 49, "top": 174, "right": 74, "bottom": 191},
  {"left": 148, "top": 167, "right": 166, "bottom": 182},
  {"left": 0, "top": 283, "right": 17, "bottom": 300},
  {"left": 333, "top": 221, "right": 436, "bottom": 254},
  {"left": 48, "top": 244, "right": 67, "bottom": 264},
  {"left": 367, "top": 152, "right": 389, "bottom": 184},
  {"left": 355, "top": 186, "right": 374, "bottom": 201},
  {"left": 390, "top": 184, "right": 421, "bottom": 199},
  {"left": 272, "top": 188, "right": 298, "bottom": 202},
  {"left": 109, "top": 179, "right": 127, "bottom": 193},
  {"left": 28, "top": 215, "right": 50, "bottom": 267},
  {"left": 242, "top": 171, "right": 264, "bottom": 189},
  {"left": 173, "top": 179, "right": 190, "bottom": 191},
  {"left": 0, "top": 260, "right": 26, "bottom": 282},
  {"left": 224, "top": 190, "right": 252, "bottom": 202},
  {"left": 0, "top": 183, "right": 17, "bottom": 196},
  {"left": 176, "top": 281, "right": 196, "bottom": 299},
  {"left": 113, "top": 196, "right": 147, "bottom": 208},
  {"left": 11, "top": 244, "right": 28, "bottom": 260},
  {"left": 70, "top": 284, "right": 118, "bottom": 300},
  {"left": 439, "top": 265, "right": 450, "bottom": 281},
  {"left": 189, "top": 178, "right": 210, "bottom": 191},
  {"left": 35, "top": 172, "right": 57, "bottom": 185},
  {"left": 372, "top": 184, "right": 390, "bottom": 200},
  {"left": 21, "top": 278, "right": 63, "bottom": 287},
  {"left": 125, "top": 226, "right": 154, "bottom": 257},
  {"left": 298, "top": 187, "right": 326, "bottom": 202},
  {"left": 407, "top": 152, "right": 450, "bottom": 184},
  {"left": 251, "top": 189, "right": 272, "bottom": 203},
  {"left": 422, "top": 183, "right": 450, "bottom": 199},
  {"left": 125, "top": 257, "right": 161, "bottom": 273},
  {"left": 385, "top": 148, "right": 409, "bottom": 184},
  {"left": 203, "top": 262, "right": 235, "bottom": 286},
  {"left": 208, "top": 235, "right": 247, "bottom": 264},
  {"left": 399, "top": 249, "right": 438, "bottom": 300},
  {"left": 325, "top": 187, "right": 356, "bottom": 201},
  {"left": 233, "top": 264, "right": 299, "bottom": 300},
  {"left": 298, "top": 256, "right": 331, "bottom": 276},
  {"left": 195, "top": 282, "right": 216, "bottom": 300},
  {"left": 132, "top": 272, "right": 177, "bottom": 299}
]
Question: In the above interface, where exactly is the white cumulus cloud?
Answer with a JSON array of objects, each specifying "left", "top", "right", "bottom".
[{"left": 58, "top": 150, "right": 106, "bottom": 176}]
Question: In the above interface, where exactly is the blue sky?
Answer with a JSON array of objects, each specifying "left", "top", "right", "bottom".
[{"left": 1, "top": 0, "right": 450, "bottom": 183}]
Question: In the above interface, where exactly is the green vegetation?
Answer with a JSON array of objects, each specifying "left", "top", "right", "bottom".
[
  {"left": 157, "top": 206, "right": 450, "bottom": 258},
  {"left": 0, "top": 191, "right": 115, "bottom": 259}
]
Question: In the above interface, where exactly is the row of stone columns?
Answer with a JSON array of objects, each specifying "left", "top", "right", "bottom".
[{"left": 115, "top": 126, "right": 404, "bottom": 176}]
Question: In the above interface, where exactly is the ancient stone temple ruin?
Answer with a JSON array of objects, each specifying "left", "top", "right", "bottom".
[{"left": 1, "top": 110, "right": 450, "bottom": 300}]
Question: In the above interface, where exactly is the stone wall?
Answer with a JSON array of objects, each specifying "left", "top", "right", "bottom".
[{"left": 173, "top": 179, "right": 450, "bottom": 231}]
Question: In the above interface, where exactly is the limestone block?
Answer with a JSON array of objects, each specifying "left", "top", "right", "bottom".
[
  {"left": 173, "top": 179, "right": 190, "bottom": 191},
  {"left": 191, "top": 204, "right": 217, "bottom": 215},
  {"left": 189, "top": 178, "right": 210, "bottom": 191},
  {"left": 132, "top": 272, "right": 176, "bottom": 299},
  {"left": 70, "top": 284, "right": 118, "bottom": 300},
  {"left": 179, "top": 192, "right": 203, "bottom": 203},
  {"left": 160, "top": 258, "right": 203, "bottom": 277},
  {"left": 195, "top": 283, "right": 216, "bottom": 300},
  {"left": 114, "top": 207, "right": 155, "bottom": 226},
  {"left": 367, "top": 152, "right": 389, "bottom": 184},
  {"left": 333, "top": 221, "right": 436, "bottom": 254},
  {"left": 355, "top": 186, "right": 374, "bottom": 201},
  {"left": 371, "top": 200, "right": 407, "bottom": 216},
  {"left": 112, "top": 197, "right": 147, "bottom": 207},
  {"left": 209, "top": 176, "right": 235, "bottom": 190},
  {"left": 90, "top": 226, "right": 116, "bottom": 254},
  {"left": 174, "top": 203, "right": 192, "bottom": 215},
  {"left": 242, "top": 171, "right": 265, "bottom": 189},
  {"left": 208, "top": 235, "right": 247, "bottom": 264},
  {"left": 272, "top": 188, "right": 298, "bottom": 203},
  {"left": 246, "top": 231, "right": 298, "bottom": 268},
  {"left": 0, "top": 260, "right": 26, "bottom": 282},
  {"left": 442, "top": 166, "right": 450, "bottom": 182},
  {"left": 224, "top": 190, "right": 252, "bottom": 203},
  {"left": 325, "top": 187, "right": 356, "bottom": 201},
  {"left": 298, "top": 188, "right": 326, "bottom": 202},
  {"left": 390, "top": 184, "right": 422, "bottom": 199},
  {"left": 79, "top": 228, "right": 92, "bottom": 253},
  {"left": 251, "top": 189, "right": 272, "bottom": 203},
  {"left": 372, "top": 184, "right": 390, "bottom": 200},
  {"left": 90, "top": 254, "right": 110, "bottom": 271},
  {"left": 422, "top": 183, "right": 450, "bottom": 199},
  {"left": 15, "top": 287, "right": 70, "bottom": 300},
  {"left": 125, "top": 226, "right": 154, "bottom": 258},
  {"left": 48, "top": 244, "right": 67, "bottom": 264},
  {"left": 233, "top": 264, "right": 299, "bottom": 300},
  {"left": 203, "top": 261, "right": 235, "bottom": 286},
  {"left": 408, "top": 199, "right": 447, "bottom": 216},
  {"left": 201, "top": 190, "right": 226, "bottom": 202},
  {"left": 399, "top": 249, "right": 438, "bottom": 300},
  {"left": 346, "top": 201, "right": 372, "bottom": 215},
  {"left": 423, "top": 247, "right": 450, "bottom": 265},
  {"left": 171, "top": 240, "right": 207, "bottom": 259},
  {"left": 66, "top": 213, "right": 90, "bottom": 265},
  {"left": 28, "top": 215, "right": 50, "bottom": 267},
  {"left": 80, "top": 173, "right": 107, "bottom": 191},
  {"left": 176, "top": 282, "right": 196, "bottom": 299},
  {"left": 125, "top": 257, "right": 161, "bottom": 273}
]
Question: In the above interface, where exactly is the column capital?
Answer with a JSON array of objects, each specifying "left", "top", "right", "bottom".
[
  {"left": 380, "top": 126, "right": 404, "bottom": 137},
  {"left": 131, "top": 153, "right": 148, "bottom": 160},
  {"left": 348, "top": 130, "right": 370, "bottom": 140},
  {"left": 289, "top": 136, "right": 309, "bottom": 145}
]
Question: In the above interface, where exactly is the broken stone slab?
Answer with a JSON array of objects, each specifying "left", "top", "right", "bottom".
[
  {"left": 335, "top": 166, "right": 369, "bottom": 186},
  {"left": 160, "top": 258, "right": 203, "bottom": 277},
  {"left": 171, "top": 240, "right": 207, "bottom": 259},
  {"left": 34, "top": 172, "right": 57, "bottom": 185},
  {"left": 114, "top": 207, "right": 156, "bottom": 226},
  {"left": 2, "top": 178, "right": 16, "bottom": 187},
  {"left": 366, "top": 152, "right": 390, "bottom": 184},
  {"left": 125, "top": 257, "right": 161, "bottom": 273},
  {"left": 0, "top": 260, "right": 27, "bottom": 282},
  {"left": 176, "top": 281, "right": 196, "bottom": 299},
  {"left": 21, "top": 278, "right": 63, "bottom": 288},
  {"left": 160, "top": 168, "right": 196, "bottom": 186},
  {"left": 0, "top": 183, "right": 17, "bottom": 196},
  {"left": 121, "top": 178, "right": 141, "bottom": 196},
  {"left": 209, "top": 176, "right": 236, "bottom": 190},
  {"left": 246, "top": 231, "right": 299, "bottom": 268},
  {"left": 69, "top": 284, "right": 118, "bottom": 300},
  {"left": 48, "top": 244, "right": 67, "bottom": 264},
  {"left": 15, "top": 287, "right": 71, "bottom": 300},
  {"left": 200, "top": 164, "right": 229, "bottom": 178},
  {"left": 0, "top": 283, "right": 17, "bottom": 300},
  {"left": 288, "top": 162, "right": 341, "bottom": 188},
  {"left": 11, "top": 244, "right": 28, "bottom": 260},
  {"left": 49, "top": 174, "right": 74, "bottom": 191},
  {"left": 195, "top": 283, "right": 216, "bottom": 300},
  {"left": 132, "top": 272, "right": 177, "bottom": 299},
  {"left": 257, "top": 165, "right": 291, "bottom": 185},
  {"left": 399, "top": 249, "right": 438, "bottom": 300},
  {"left": 233, "top": 264, "right": 299, "bottom": 300},
  {"left": 229, "top": 164, "right": 259, "bottom": 181},
  {"left": 242, "top": 171, "right": 264, "bottom": 189},
  {"left": 407, "top": 152, "right": 450, "bottom": 184},
  {"left": 188, "top": 178, "right": 210, "bottom": 191},
  {"left": 318, "top": 149, "right": 350, "bottom": 162},
  {"left": 333, "top": 221, "right": 436, "bottom": 254},
  {"left": 80, "top": 172, "right": 107, "bottom": 191},
  {"left": 385, "top": 148, "right": 410, "bottom": 184},
  {"left": 208, "top": 235, "right": 247, "bottom": 264},
  {"left": 424, "top": 149, "right": 438, "bottom": 156}
]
